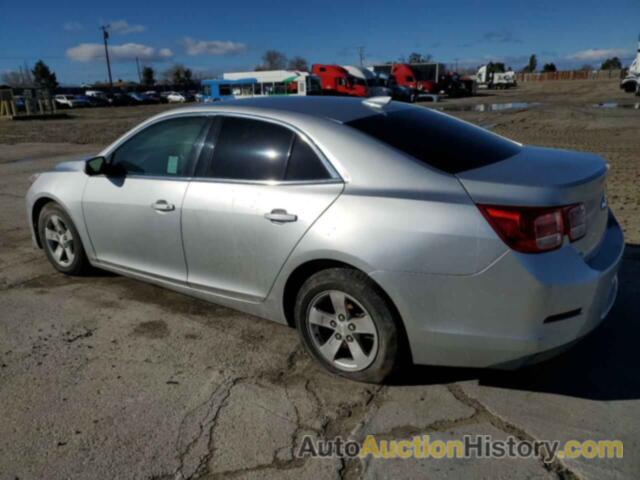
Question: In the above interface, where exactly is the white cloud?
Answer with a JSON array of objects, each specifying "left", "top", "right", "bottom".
[
  {"left": 567, "top": 48, "right": 629, "bottom": 61},
  {"left": 66, "top": 43, "right": 173, "bottom": 62},
  {"left": 63, "top": 21, "right": 84, "bottom": 32},
  {"left": 182, "top": 37, "right": 247, "bottom": 56},
  {"left": 109, "top": 20, "right": 146, "bottom": 34}
]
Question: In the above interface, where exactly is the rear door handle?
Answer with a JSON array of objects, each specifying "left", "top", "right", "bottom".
[
  {"left": 264, "top": 209, "right": 297, "bottom": 223},
  {"left": 151, "top": 200, "right": 175, "bottom": 212}
]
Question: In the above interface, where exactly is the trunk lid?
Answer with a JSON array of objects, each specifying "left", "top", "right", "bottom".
[{"left": 457, "top": 146, "right": 609, "bottom": 257}]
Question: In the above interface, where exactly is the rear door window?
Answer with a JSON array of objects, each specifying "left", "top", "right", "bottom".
[
  {"left": 345, "top": 107, "right": 520, "bottom": 174},
  {"left": 207, "top": 116, "right": 293, "bottom": 181}
]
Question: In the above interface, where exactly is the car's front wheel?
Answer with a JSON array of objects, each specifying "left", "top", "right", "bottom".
[
  {"left": 295, "top": 268, "right": 402, "bottom": 383},
  {"left": 38, "top": 203, "right": 90, "bottom": 275}
]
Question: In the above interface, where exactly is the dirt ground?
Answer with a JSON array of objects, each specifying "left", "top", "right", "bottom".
[{"left": 0, "top": 80, "right": 639, "bottom": 479}]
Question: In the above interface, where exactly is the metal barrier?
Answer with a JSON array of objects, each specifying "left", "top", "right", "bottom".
[
  {"left": 0, "top": 88, "right": 58, "bottom": 119},
  {"left": 515, "top": 70, "right": 624, "bottom": 82}
]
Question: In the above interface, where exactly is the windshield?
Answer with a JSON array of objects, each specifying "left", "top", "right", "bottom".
[{"left": 345, "top": 107, "right": 520, "bottom": 174}]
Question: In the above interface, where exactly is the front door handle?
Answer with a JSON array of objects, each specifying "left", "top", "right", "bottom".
[
  {"left": 151, "top": 200, "right": 175, "bottom": 212},
  {"left": 264, "top": 209, "right": 297, "bottom": 223}
]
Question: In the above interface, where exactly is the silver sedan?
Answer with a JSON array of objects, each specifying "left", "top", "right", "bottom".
[{"left": 25, "top": 96, "right": 624, "bottom": 383}]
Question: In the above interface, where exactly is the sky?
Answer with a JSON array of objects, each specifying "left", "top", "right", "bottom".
[{"left": 1, "top": 0, "right": 638, "bottom": 85}]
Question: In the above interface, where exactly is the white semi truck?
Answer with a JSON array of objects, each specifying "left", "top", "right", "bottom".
[
  {"left": 620, "top": 36, "right": 640, "bottom": 95},
  {"left": 475, "top": 65, "right": 517, "bottom": 89}
]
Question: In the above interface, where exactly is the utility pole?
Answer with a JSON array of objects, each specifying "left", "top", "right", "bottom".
[
  {"left": 100, "top": 25, "right": 113, "bottom": 91},
  {"left": 356, "top": 46, "right": 365, "bottom": 67},
  {"left": 136, "top": 57, "right": 142, "bottom": 83}
]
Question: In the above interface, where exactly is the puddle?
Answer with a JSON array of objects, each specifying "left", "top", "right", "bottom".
[
  {"left": 434, "top": 102, "right": 539, "bottom": 112},
  {"left": 592, "top": 102, "right": 640, "bottom": 109}
]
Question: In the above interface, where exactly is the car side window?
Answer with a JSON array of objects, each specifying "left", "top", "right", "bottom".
[
  {"left": 111, "top": 116, "right": 208, "bottom": 177},
  {"left": 285, "top": 136, "right": 331, "bottom": 181},
  {"left": 207, "top": 117, "right": 293, "bottom": 181}
]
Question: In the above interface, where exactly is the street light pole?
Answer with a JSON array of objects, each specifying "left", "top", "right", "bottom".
[
  {"left": 356, "top": 46, "right": 365, "bottom": 67},
  {"left": 100, "top": 25, "right": 113, "bottom": 91},
  {"left": 136, "top": 57, "right": 142, "bottom": 84}
]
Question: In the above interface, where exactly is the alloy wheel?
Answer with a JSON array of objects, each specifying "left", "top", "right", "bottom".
[
  {"left": 44, "top": 214, "right": 75, "bottom": 267},
  {"left": 306, "top": 290, "right": 378, "bottom": 371}
]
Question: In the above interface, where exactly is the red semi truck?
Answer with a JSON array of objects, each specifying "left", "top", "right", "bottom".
[
  {"left": 311, "top": 64, "right": 368, "bottom": 97},
  {"left": 373, "top": 63, "right": 475, "bottom": 97}
]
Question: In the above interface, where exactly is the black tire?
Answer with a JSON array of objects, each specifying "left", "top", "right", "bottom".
[
  {"left": 38, "top": 203, "right": 90, "bottom": 275},
  {"left": 294, "top": 268, "right": 402, "bottom": 383}
]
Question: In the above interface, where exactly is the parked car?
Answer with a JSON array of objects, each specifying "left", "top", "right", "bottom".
[
  {"left": 14, "top": 95, "right": 26, "bottom": 112},
  {"left": 128, "top": 92, "right": 158, "bottom": 105},
  {"left": 166, "top": 92, "right": 186, "bottom": 103},
  {"left": 143, "top": 91, "right": 164, "bottom": 103},
  {"left": 106, "top": 93, "right": 136, "bottom": 107},
  {"left": 54, "top": 94, "right": 89, "bottom": 108},
  {"left": 84, "top": 90, "right": 109, "bottom": 107},
  {"left": 86, "top": 95, "right": 109, "bottom": 107},
  {"left": 25, "top": 97, "right": 623, "bottom": 383},
  {"left": 74, "top": 95, "right": 94, "bottom": 106}
]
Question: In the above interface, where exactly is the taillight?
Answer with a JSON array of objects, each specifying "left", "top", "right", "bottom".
[
  {"left": 563, "top": 204, "right": 587, "bottom": 241},
  {"left": 478, "top": 203, "right": 586, "bottom": 254}
]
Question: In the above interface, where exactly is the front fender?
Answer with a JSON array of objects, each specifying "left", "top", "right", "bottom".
[{"left": 26, "top": 171, "right": 93, "bottom": 259}]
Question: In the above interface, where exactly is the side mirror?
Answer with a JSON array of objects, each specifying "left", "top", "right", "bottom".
[
  {"left": 85, "top": 156, "right": 107, "bottom": 176},
  {"left": 85, "top": 156, "right": 126, "bottom": 177}
]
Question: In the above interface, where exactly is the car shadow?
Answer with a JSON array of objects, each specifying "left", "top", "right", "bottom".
[{"left": 392, "top": 243, "right": 640, "bottom": 401}]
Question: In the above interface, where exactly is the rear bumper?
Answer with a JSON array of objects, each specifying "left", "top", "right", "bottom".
[{"left": 371, "top": 212, "right": 624, "bottom": 368}]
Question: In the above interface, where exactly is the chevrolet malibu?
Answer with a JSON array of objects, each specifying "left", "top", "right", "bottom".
[{"left": 26, "top": 96, "right": 624, "bottom": 383}]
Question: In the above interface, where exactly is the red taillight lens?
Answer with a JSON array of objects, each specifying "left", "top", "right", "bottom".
[
  {"left": 479, "top": 203, "right": 586, "bottom": 253},
  {"left": 479, "top": 205, "right": 564, "bottom": 253}
]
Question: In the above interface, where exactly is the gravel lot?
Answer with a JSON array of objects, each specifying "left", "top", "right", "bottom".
[{"left": 0, "top": 80, "right": 638, "bottom": 479}]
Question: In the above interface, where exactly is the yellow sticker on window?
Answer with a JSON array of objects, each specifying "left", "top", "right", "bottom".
[{"left": 167, "top": 155, "right": 179, "bottom": 174}]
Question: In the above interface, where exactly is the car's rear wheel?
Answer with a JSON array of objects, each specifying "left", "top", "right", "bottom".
[
  {"left": 295, "top": 268, "right": 401, "bottom": 383},
  {"left": 38, "top": 203, "right": 89, "bottom": 275}
]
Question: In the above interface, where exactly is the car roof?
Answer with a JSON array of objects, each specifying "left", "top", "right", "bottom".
[{"left": 167, "top": 96, "right": 410, "bottom": 124}]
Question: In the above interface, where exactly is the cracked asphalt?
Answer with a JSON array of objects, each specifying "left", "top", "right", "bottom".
[{"left": 1, "top": 82, "right": 639, "bottom": 479}]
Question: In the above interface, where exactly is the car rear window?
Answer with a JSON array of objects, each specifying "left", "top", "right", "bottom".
[{"left": 345, "top": 107, "right": 520, "bottom": 174}]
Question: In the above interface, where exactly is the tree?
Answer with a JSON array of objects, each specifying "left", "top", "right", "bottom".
[
  {"left": 407, "top": 52, "right": 433, "bottom": 64},
  {"left": 580, "top": 64, "right": 594, "bottom": 71},
  {"left": 600, "top": 57, "right": 622, "bottom": 70},
  {"left": 141, "top": 66, "right": 155, "bottom": 86},
  {"left": 522, "top": 54, "right": 537, "bottom": 73},
  {"left": 287, "top": 56, "right": 308, "bottom": 71},
  {"left": 0, "top": 65, "right": 34, "bottom": 87},
  {"left": 256, "top": 50, "right": 287, "bottom": 71},
  {"left": 542, "top": 63, "right": 557, "bottom": 72},
  {"left": 31, "top": 60, "right": 58, "bottom": 90},
  {"left": 164, "top": 64, "right": 193, "bottom": 87}
]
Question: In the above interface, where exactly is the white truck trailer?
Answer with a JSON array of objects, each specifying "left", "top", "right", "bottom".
[
  {"left": 620, "top": 36, "right": 640, "bottom": 95},
  {"left": 475, "top": 65, "right": 517, "bottom": 89}
]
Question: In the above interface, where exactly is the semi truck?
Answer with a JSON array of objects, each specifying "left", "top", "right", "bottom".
[
  {"left": 371, "top": 63, "right": 475, "bottom": 97},
  {"left": 371, "top": 63, "right": 439, "bottom": 92},
  {"left": 311, "top": 64, "right": 368, "bottom": 97},
  {"left": 341, "top": 65, "right": 392, "bottom": 97},
  {"left": 620, "top": 35, "right": 640, "bottom": 95},
  {"left": 475, "top": 64, "right": 517, "bottom": 89}
]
